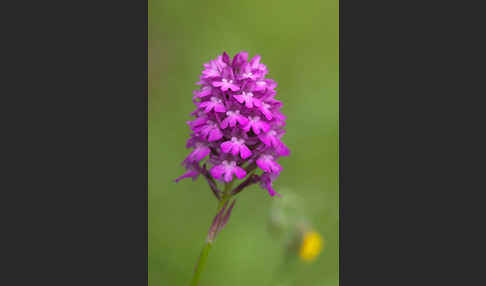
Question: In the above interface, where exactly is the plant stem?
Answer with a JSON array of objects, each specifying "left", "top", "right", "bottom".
[
  {"left": 189, "top": 182, "right": 233, "bottom": 286},
  {"left": 189, "top": 242, "right": 212, "bottom": 286}
]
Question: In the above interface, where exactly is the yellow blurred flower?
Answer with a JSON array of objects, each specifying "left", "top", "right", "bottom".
[{"left": 299, "top": 230, "right": 323, "bottom": 262}]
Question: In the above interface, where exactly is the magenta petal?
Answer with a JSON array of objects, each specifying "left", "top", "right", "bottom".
[
  {"left": 276, "top": 142, "right": 290, "bottom": 156},
  {"left": 222, "top": 52, "right": 231, "bottom": 64},
  {"left": 234, "top": 167, "right": 247, "bottom": 179},
  {"left": 231, "top": 144, "right": 240, "bottom": 156},
  {"left": 212, "top": 81, "right": 223, "bottom": 87},
  {"left": 233, "top": 93, "right": 244, "bottom": 104},
  {"left": 259, "top": 134, "right": 271, "bottom": 146},
  {"left": 221, "top": 118, "right": 229, "bottom": 129},
  {"left": 252, "top": 125, "right": 261, "bottom": 135},
  {"left": 232, "top": 51, "right": 248, "bottom": 67},
  {"left": 242, "top": 122, "right": 251, "bottom": 133},
  {"left": 237, "top": 116, "right": 249, "bottom": 126},
  {"left": 223, "top": 170, "right": 233, "bottom": 182},
  {"left": 239, "top": 144, "right": 252, "bottom": 159},
  {"left": 228, "top": 85, "right": 240, "bottom": 91},
  {"left": 245, "top": 99, "right": 253, "bottom": 109},
  {"left": 210, "top": 165, "right": 224, "bottom": 180},
  {"left": 174, "top": 171, "right": 199, "bottom": 183},
  {"left": 271, "top": 161, "right": 282, "bottom": 173},
  {"left": 208, "top": 129, "right": 222, "bottom": 141},
  {"left": 250, "top": 54, "right": 261, "bottom": 67},
  {"left": 270, "top": 136, "right": 281, "bottom": 147},
  {"left": 229, "top": 117, "right": 237, "bottom": 128},
  {"left": 221, "top": 141, "right": 232, "bottom": 153},
  {"left": 203, "top": 103, "right": 214, "bottom": 113},
  {"left": 261, "top": 108, "right": 273, "bottom": 120},
  {"left": 194, "top": 146, "right": 210, "bottom": 161},
  {"left": 256, "top": 157, "right": 269, "bottom": 172},
  {"left": 260, "top": 121, "right": 270, "bottom": 133},
  {"left": 214, "top": 104, "right": 226, "bottom": 113},
  {"left": 267, "top": 185, "right": 280, "bottom": 197}
]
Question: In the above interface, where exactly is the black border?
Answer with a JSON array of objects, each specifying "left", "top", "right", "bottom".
[
  {"left": 339, "top": 0, "right": 474, "bottom": 284},
  {"left": 9, "top": 1, "right": 149, "bottom": 284}
]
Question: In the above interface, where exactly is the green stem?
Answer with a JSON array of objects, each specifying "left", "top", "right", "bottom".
[
  {"left": 189, "top": 242, "right": 212, "bottom": 286},
  {"left": 217, "top": 181, "right": 233, "bottom": 210},
  {"left": 189, "top": 182, "right": 234, "bottom": 286}
]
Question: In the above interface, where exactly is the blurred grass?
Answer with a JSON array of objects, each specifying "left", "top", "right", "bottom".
[{"left": 149, "top": 0, "right": 338, "bottom": 285}]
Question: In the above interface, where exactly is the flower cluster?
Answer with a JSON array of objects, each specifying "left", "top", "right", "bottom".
[{"left": 176, "top": 51, "right": 289, "bottom": 197}]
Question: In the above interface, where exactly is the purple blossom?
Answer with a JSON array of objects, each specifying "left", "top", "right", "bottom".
[
  {"left": 193, "top": 85, "right": 213, "bottom": 98},
  {"left": 256, "top": 154, "right": 282, "bottom": 173},
  {"left": 186, "top": 142, "right": 210, "bottom": 162},
  {"left": 199, "top": 96, "right": 226, "bottom": 113},
  {"left": 221, "top": 137, "right": 252, "bottom": 159},
  {"left": 176, "top": 51, "right": 290, "bottom": 197},
  {"left": 243, "top": 115, "right": 270, "bottom": 135},
  {"left": 260, "top": 172, "right": 280, "bottom": 197},
  {"left": 194, "top": 120, "right": 223, "bottom": 141},
  {"left": 210, "top": 160, "right": 247, "bottom": 182},
  {"left": 233, "top": 90, "right": 262, "bottom": 109},
  {"left": 258, "top": 129, "right": 283, "bottom": 148},
  {"left": 212, "top": 67, "right": 240, "bottom": 92},
  {"left": 187, "top": 111, "right": 208, "bottom": 129},
  {"left": 221, "top": 110, "right": 248, "bottom": 129}
]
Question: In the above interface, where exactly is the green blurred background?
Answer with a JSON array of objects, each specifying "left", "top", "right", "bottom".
[{"left": 149, "top": 0, "right": 338, "bottom": 285}]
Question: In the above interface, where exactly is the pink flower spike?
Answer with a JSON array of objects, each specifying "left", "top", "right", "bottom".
[{"left": 177, "top": 51, "right": 289, "bottom": 197}]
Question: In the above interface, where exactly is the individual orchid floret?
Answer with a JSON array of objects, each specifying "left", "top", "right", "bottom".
[
  {"left": 194, "top": 120, "right": 223, "bottom": 142},
  {"left": 201, "top": 56, "right": 226, "bottom": 79},
  {"left": 221, "top": 110, "right": 248, "bottom": 129},
  {"left": 231, "top": 51, "right": 248, "bottom": 69},
  {"left": 193, "top": 86, "right": 213, "bottom": 98},
  {"left": 256, "top": 154, "right": 282, "bottom": 174},
  {"left": 220, "top": 137, "right": 252, "bottom": 159},
  {"left": 233, "top": 90, "right": 261, "bottom": 109},
  {"left": 186, "top": 142, "right": 211, "bottom": 163},
  {"left": 210, "top": 160, "right": 247, "bottom": 182},
  {"left": 260, "top": 172, "right": 280, "bottom": 197},
  {"left": 256, "top": 101, "right": 274, "bottom": 120},
  {"left": 242, "top": 115, "right": 270, "bottom": 135},
  {"left": 258, "top": 129, "right": 283, "bottom": 148},
  {"left": 212, "top": 67, "right": 240, "bottom": 92},
  {"left": 187, "top": 111, "right": 208, "bottom": 129},
  {"left": 199, "top": 96, "right": 226, "bottom": 113}
]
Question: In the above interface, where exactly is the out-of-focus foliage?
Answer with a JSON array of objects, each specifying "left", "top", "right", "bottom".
[{"left": 149, "top": 0, "right": 338, "bottom": 285}]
